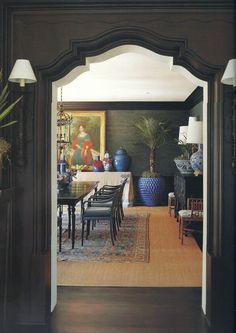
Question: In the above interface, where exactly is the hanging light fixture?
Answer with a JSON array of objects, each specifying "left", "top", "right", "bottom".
[{"left": 57, "top": 87, "right": 72, "bottom": 162}]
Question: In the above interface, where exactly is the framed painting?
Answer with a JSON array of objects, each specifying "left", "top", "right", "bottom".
[{"left": 64, "top": 111, "right": 105, "bottom": 168}]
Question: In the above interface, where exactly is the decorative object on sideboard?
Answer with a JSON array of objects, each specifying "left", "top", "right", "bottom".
[
  {"left": 221, "top": 58, "right": 236, "bottom": 174},
  {"left": 187, "top": 119, "right": 203, "bottom": 175},
  {"left": 113, "top": 147, "right": 131, "bottom": 171},
  {"left": 93, "top": 155, "right": 104, "bottom": 172},
  {"left": 174, "top": 125, "right": 196, "bottom": 175},
  {"left": 134, "top": 116, "right": 169, "bottom": 206},
  {"left": 102, "top": 151, "right": 113, "bottom": 171}
]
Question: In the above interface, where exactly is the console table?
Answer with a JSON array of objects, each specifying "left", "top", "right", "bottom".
[
  {"left": 174, "top": 173, "right": 203, "bottom": 213},
  {"left": 75, "top": 171, "right": 134, "bottom": 207}
]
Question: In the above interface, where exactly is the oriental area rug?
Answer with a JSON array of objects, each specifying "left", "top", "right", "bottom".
[{"left": 57, "top": 213, "right": 150, "bottom": 263}]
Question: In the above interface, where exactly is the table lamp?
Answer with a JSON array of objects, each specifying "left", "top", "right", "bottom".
[{"left": 187, "top": 120, "right": 203, "bottom": 175}]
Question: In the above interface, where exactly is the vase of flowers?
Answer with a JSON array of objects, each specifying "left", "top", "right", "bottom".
[
  {"left": 174, "top": 138, "right": 197, "bottom": 175},
  {"left": 57, "top": 168, "right": 76, "bottom": 190}
]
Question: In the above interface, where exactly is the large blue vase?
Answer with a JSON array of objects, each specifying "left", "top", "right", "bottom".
[
  {"left": 113, "top": 147, "right": 131, "bottom": 171},
  {"left": 138, "top": 177, "right": 165, "bottom": 206}
]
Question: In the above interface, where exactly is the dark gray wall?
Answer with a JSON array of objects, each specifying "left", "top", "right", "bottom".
[
  {"left": 190, "top": 102, "right": 203, "bottom": 121},
  {"left": 106, "top": 109, "right": 189, "bottom": 176}
]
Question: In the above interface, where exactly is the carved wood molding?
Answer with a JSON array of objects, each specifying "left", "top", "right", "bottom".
[{"left": 2, "top": 0, "right": 235, "bottom": 12}]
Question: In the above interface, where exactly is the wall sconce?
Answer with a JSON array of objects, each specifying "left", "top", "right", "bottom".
[
  {"left": 8, "top": 59, "right": 37, "bottom": 166},
  {"left": 8, "top": 59, "right": 37, "bottom": 87},
  {"left": 187, "top": 120, "right": 203, "bottom": 175},
  {"left": 221, "top": 59, "right": 236, "bottom": 173}
]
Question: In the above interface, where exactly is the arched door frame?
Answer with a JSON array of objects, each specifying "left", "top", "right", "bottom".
[{"left": 38, "top": 26, "right": 223, "bottom": 324}]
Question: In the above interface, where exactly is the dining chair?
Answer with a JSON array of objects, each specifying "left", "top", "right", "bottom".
[
  {"left": 178, "top": 197, "right": 203, "bottom": 245},
  {"left": 96, "top": 177, "right": 128, "bottom": 223},
  {"left": 81, "top": 190, "right": 120, "bottom": 246}
]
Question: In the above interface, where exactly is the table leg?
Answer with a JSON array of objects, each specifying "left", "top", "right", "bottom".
[
  {"left": 68, "top": 205, "right": 71, "bottom": 238},
  {"left": 71, "top": 205, "right": 76, "bottom": 249}
]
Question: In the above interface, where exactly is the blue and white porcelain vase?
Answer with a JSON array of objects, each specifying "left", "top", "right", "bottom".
[
  {"left": 113, "top": 147, "right": 131, "bottom": 171},
  {"left": 190, "top": 144, "right": 203, "bottom": 174},
  {"left": 174, "top": 159, "right": 193, "bottom": 175}
]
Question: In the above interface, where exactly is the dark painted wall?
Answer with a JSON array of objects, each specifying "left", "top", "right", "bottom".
[
  {"left": 106, "top": 109, "right": 188, "bottom": 176},
  {"left": 190, "top": 102, "right": 203, "bottom": 121}
]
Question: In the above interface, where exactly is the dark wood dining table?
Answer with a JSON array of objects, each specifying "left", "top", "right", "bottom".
[{"left": 57, "top": 181, "right": 98, "bottom": 250}]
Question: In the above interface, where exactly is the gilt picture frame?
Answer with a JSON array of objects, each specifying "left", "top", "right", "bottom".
[{"left": 65, "top": 111, "right": 105, "bottom": 168}]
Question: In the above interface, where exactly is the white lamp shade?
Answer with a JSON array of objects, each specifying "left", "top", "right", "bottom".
[
  {"left": 178, "top": 126, "right": 188, "bottom": 144},
  {"left": 8, "top": 59, "right": 37, "bottom": 87},
  {"left": 188, "top": 116, "right": 197, "bottom": 125},
  {"left": 221, "top": 59, "right": 236, "bottom": 87},
  {"left": 187, "top": 121, "right": 203, "bottom": 144}
]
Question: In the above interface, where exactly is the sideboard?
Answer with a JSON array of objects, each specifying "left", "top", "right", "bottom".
[
  {"left": 174, "top": 173, "right": 203, "bottom": 213},
  {"left": 75, "top": 171, "right": 134, "bottom": 207}
]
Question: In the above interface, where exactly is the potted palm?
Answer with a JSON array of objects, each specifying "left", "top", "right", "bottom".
[
  {"left": 0, "top": 69, "right": 22, "bottom": 188},
  {"left": 134, "top": 116, "right": 170, "bottom": 206}
]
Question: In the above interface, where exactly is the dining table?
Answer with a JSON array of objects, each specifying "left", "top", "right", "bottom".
[{"left": 57, "top": 180, "right": 98, "bottom": 250}]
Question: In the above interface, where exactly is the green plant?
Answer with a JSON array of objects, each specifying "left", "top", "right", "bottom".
[
  {"left": 134, "top": 116, "right": 170, "bottom": 176},
  {"left": 0, "top": 69, "right": 22, "bottom": 129},
  {"left": 174, "top": 137, "right": 197, "bottom": 160}
]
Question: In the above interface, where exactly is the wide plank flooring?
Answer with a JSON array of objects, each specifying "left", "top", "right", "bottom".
[{"left": 49, "top": 286, "right": 209, "bottom": 333}]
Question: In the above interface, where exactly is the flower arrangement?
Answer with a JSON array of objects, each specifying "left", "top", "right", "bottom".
[
  {"left": 174, "top": 137, "right": 197, "bottom": 160},
  {"left": 0, "top": 137, "right": 11, "bottom": 155},
  {"left": 57, "top": 168, "right": 77, "bottom": 188}
]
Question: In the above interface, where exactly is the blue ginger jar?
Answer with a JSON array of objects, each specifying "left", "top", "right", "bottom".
[{"left": 113, "top": 147, "right": 131, "bottom": 171}]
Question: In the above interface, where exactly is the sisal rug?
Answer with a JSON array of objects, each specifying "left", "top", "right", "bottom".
[{"left": 57, "top": 213, "right": 150, "bottom": 263}]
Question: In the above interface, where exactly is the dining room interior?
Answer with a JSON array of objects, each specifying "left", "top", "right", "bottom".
[
  {"left": 54, "top": 45, "right": 205, "bottom": 291},
  {"left": 1, "top": 2, "right": 235, "bottom": 332}
]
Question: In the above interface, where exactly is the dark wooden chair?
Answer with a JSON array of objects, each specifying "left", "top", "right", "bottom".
[
  {"left": 178, "top": 197, "right": 203, "bottom": 245},
  {"left": 81, "top": 190, "right": 120, "bottom": 246}
]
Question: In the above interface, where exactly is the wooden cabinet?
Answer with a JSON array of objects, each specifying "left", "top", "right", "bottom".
[
  {"left": 174, "top": 173, "right": 203, "bottom": 212},
  {"left": 0, "top": 188, "right": 15, "bottom": 332}
]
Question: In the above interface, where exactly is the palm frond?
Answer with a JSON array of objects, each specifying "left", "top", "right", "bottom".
[
  {"left": 134, "top": 116, "right": 169, "bottom": 149},
  {"left": 0, "top": 71, "right": 22, "bottom": 128}
]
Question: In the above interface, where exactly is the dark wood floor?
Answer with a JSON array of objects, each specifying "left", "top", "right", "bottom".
[{"left": 49, "top": 287, "right": 209, "bottom": 333}]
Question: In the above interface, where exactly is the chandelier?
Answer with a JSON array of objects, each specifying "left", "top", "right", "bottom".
[{"left": 57, "top": 87, "right": 72, "bottom": 159}]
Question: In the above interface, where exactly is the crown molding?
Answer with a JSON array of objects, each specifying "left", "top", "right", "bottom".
[
  {"left": 185, "top": 87, "right": 203, "bottom": 109},
  {"left": 2, "top": 0, "right": 235, "bottom": 12}
]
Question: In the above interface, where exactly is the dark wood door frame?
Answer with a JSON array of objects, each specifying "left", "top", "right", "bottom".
[
  {"left": 2, "top": 14, "right": 234, "bottom": 330},
  {"left": 38, "top": 26, "right": 226, "bottom": 327}
]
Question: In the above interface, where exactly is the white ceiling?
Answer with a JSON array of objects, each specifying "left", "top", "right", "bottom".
[{"left": 58, "top": 45, "right": 198, "bottom": 102}]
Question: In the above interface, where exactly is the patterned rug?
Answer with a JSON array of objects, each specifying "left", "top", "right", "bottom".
[{"left": 57, "top": 213, "right": 150, "bottom": 263}]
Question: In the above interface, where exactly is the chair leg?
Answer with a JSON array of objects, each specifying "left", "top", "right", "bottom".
[
  {"left": 110, "top": 218, "right": 115, "bottom": 245},
  {"left": 81, "top": 219, "right": 85, "bottom": 246},
  {"left": 181, "top": 219, "right": 185, "bottom": 245},
  {"left": 58, "top": 216, "right": 62, "bottom": 252},
  {"left": 86, "top": 220, "right": 91, "bottom": 239}
]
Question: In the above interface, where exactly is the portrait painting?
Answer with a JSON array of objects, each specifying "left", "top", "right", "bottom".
[{"left": 64, "top": 111, "right": 105, "bottom": 168}]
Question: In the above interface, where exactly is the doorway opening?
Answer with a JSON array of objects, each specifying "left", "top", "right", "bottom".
[{"left": 51, "top": 45, "right": 208, "bottom": 313}]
